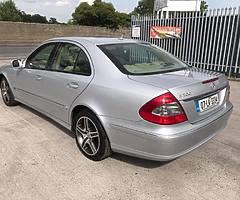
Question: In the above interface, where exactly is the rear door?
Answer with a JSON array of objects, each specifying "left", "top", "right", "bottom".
[{"left": 34, "top": 42, "right": 93, "bottom": 123}]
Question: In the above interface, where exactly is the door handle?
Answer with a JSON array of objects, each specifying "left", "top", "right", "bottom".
[
  {"left": 35, "top": 75, "right": 42, "bottom": 81},
  {"left": 67, "top": 82, "right": 79, "bottom": 89}
]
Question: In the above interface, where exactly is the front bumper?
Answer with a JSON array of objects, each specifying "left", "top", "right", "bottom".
[{"left": 104, "top": 102, "right": 233, "bottom": 161}]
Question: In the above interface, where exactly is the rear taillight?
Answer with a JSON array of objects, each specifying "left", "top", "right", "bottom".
[{"left": 139, "top": 92, "right": 187, "bottom": 125}]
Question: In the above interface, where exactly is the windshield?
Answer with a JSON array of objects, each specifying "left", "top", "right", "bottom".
[{"left": 98, "top": 43, "right": 189, "bottom": 75}]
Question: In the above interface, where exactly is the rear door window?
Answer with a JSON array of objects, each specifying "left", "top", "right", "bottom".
[
  {"left": 51, "top": 43, "right": 91, "bottom": 76},
  {"left": 52, "top": 43, "right": 80, "bottom": 73},
  {"left": 74, "top": 49, "right": 91, "bottom": 76}
]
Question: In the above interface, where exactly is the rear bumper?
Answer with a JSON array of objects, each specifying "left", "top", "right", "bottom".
[{"left": 106, "top": 102, "right": 233, "bottom": 161}]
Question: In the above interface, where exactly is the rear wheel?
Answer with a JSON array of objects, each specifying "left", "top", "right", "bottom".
[
  {"left": 73, "top": 109, "right": 111, "bottom": 161},
  {"left": 0, "top": 77, "right": 18, "bottom": 106}
]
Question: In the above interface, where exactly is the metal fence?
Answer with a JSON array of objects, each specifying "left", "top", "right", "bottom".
[{"left": 131, "top": 7, "right": 240, "bottom": 78}]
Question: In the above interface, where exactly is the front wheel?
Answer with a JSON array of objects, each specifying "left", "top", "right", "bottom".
[
  {"left": 73, "top": 110, "right": 112, "bottom": 161},
  {"left": 0, "top": 77, "right": 18, "bottom": 106}
]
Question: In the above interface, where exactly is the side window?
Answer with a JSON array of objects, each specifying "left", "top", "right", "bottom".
[
  {"left": 74, "top": 50, "right": 91, "bottom": 76},
  {"left": 52, "top": 43, "right": 80, "bottom": 73},
  {"left": 52, "top": 43, "right": 91, "bottom": 76},
  {"left": 26, "top": 43, "right": 56, "bottom": 69}
]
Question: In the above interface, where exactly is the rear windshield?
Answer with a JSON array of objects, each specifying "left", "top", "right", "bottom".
[{"left": 98, "top": 43, "right": 189, "bottom": 75}]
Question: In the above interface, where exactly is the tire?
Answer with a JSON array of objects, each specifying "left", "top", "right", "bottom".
[
  {"left": 0, "top": 77, "right": 18, "bottom": 106},
  {"left": 73, "top": 109, "right": 112, "bottom": 161}
]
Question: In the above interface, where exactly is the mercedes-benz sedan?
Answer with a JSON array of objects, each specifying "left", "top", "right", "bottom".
[{"left": 0, "top": 37, "right": 233, "bottom": 161}]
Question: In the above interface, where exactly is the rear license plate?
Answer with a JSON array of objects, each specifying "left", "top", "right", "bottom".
[{"left": 196, "top": 94, "right": 219, "bottom": 113}]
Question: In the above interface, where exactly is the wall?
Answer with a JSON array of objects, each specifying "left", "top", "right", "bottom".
[{"left": 0, "top": 21, "right": 131, "bottom": 44}]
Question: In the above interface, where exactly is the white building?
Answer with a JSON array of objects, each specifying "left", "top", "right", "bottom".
[{"left": 154, "top": 0, "right": 202, "bottom": 17}]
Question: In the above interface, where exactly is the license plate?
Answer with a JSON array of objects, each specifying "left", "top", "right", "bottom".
[{"left": 196, "top": 94, "right": 219, "bottom": 113}]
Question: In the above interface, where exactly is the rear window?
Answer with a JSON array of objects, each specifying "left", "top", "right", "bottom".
[{"left": 98, "top": 43, "right": 189, "bottom": 75}]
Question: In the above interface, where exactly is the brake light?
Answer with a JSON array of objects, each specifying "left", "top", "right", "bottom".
[
  {"left": 202, "top": 77, "right": 219, "bottom": 84},
  {"left": 139, "top": 92, "right": 187, "bottom": 125}
]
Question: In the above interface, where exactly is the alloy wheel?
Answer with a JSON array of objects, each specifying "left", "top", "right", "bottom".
[
  {"left": 1, "top": 80, "right": 10, "bottom": 104},
  {"left": 76, "top": 116, "right": 100, "bottom": 156}
]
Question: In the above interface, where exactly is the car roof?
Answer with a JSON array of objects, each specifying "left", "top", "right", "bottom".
[{"left": 46, "top": 37, "right": 140, "bottom": 45}]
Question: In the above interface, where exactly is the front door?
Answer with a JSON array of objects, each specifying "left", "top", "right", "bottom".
[
  {"left": 33, "top": 42, "right": 93, "bottom": 123},
  {"left": 14, "top": 43, "right": 58, "bottom": 109}
]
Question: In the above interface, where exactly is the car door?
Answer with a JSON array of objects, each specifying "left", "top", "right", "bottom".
[
  {"left": 14, "top": 42, "right": 58, "bottom": 109},
  {"left": 34, "top": 42, "right": 94, "bottom": 123}
]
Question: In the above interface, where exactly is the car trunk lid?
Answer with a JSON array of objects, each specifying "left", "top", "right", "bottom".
[{"left": 128, "top": 68, "right": 229, "bottom": 124}]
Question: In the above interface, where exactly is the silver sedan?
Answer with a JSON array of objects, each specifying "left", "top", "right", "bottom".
[{"left": 0, "top": 37, "right": 233, "bottom": 161}]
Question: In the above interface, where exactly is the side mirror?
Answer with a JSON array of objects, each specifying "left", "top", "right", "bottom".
[{"left": 12, "top": 60, "right": 20, "bottom": 68}]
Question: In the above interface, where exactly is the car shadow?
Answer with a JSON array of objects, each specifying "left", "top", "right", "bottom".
[
  {"left": 19, "top": 104, "right": 75, "bottom": 139},
  {"left": 19, "top": 104, "right": 174, "bottom": 168},
  {"left": 111, "top": 152, "right": 174, "bottom": 169}
]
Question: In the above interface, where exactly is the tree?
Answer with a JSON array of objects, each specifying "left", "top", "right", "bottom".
[
  {"left": 49, "top": 17, "right": 59, "bottom": 24},
  {"left": 30, "top": 14, "right": 48, "bottom": 23},
  {"left": 21, "top": 12, "right": 48, "bottom": 24},
  {"left": 72, "top": 0, "right": 130, "bottom": 29},
  {"left": 20, "top": 11, "right": 33, "bottom": 23},
  {"left": 72, "top": 2, "right": 95, "bottom": 26},
  {"left": 200, "top": 1, "right": 208, "bottom": 13},
  {"left": 117, "top": 12, "right": 131, "bottom": 28},
  {"left": 0, "top": 0, "right": 22, "bottom": 22},
  {"left": 92, "top": 0, "right": 119, "bottom": 29},
  {"left": 20, "top": 11, "right": 49, "bottom": 24},
  {"left": 0, "top": 0, "right": 57, "bottom": 24},
  {"left": 133, "top": 0, "right": 154, "bottom": 15}
]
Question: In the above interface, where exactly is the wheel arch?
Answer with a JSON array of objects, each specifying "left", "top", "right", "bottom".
[
  {"left": 70, "top": 104, "right": 112, "bottom": 148},
  {"left": 0, "top": 74, "right": 10, "bottom": 87},
  {"left": 0, "top": 73, "right": 14, "bottom": 90},
  {"left": 0, "top": 73, "right": 5, "bottom": 81},
  {"left": 71, "top": 105, "right": 103, "bottom": 131}
]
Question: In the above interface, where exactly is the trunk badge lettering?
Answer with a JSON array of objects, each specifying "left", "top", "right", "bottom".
[{"left": 179, "top": 92, "right": 192, "bottom": 99}]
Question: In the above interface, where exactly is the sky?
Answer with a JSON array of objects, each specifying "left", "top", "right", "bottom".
[{"left": 3, "top": 0, "right": 240, "bottom": 22}]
